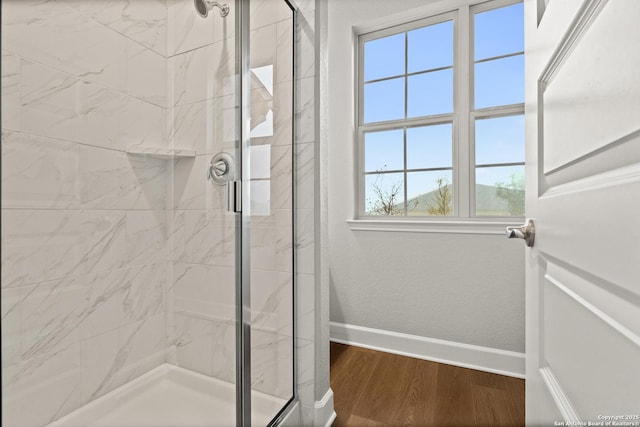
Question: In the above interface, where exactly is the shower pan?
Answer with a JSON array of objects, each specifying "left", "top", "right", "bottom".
[{"left": 1, "top": 0, "right": 297, "bottom": 426}]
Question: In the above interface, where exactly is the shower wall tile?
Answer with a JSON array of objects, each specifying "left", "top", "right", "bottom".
[
  {"left": 251, "top": 24, "right": 277, "bottom": 70},
  {"left": 2, "top": 0, "right": 128, "bottom": 93},
  {"left": 170, "top": 100, "right": 213, "bottom": 154},
  {"left": 125, "top": 211, "right": 167, "bottom": 267},
  {"left": 20, "top": 275, "right": 88, "bottom": 361},
  {"left": 1, "top": 210, "right": 85, "bottom": 288},
  {"left": 167, "top": 0, "right": 215, "bottom": 56},
  {"left": 295, "top": 337, "right": 315, "bottom": 409},
  {"left": 82, "top": 264, "right": 165, "bottom": 340},
  {"left": 172, "top": 156, "right": 228, "bottom": 210},
  {"left": 0, "top": 210, "right": 137, "bottom": 287},
  {"left": 171, "top": 313, "right": 214, "bottom": 376},
  {"left": 251, "top": 330, "right": 293, "bottom": 399},
  {"left": 79, "top": 146, "right": 166, "bottom": 210},
  {"left": 171, "top": 209, "right": 236, "bottom": 265},
  {"left": 211, "top": 318, "right": 235, "bottom": 383},
  {"left": 270, "top": 145, "right": 293, "bottom": 210},
  {"left": 295, "top": 9, "right": 316, "bottom": 80},
  {"left": 295, "top": 208, "right": 315, "bottom": 275},
  {"left": 15, "top": 59, "right": 167, "bottom": 151},
  {"left": 251, "top": 270, "right": 293, "bottom": 337},
  {"left": 168, "top": 54, "right": 187, "bottom": 107},
  {"left": 79, "top": 0, "right": 168, "bottom": 56},
  {"left": 1, "top": 131, "right": 80, "bottom": 209},
  {"left": 79, "top": 210, "right": 127, "bottom": 274},
  {"left": 111, "top": 314, "right": 166, "bottom": 387},
  {"left": 295, "top": 76, "right": 316, "bottom": 144},
  {"left": 126, "top": 41, "right": 167, "bottom": 108},
  {"left": 296, "top": 273, "right": 315, "bottom": 341},
  {"left": 172, "top": 262, "right": 235, "bottom": 321},
  {"left": 276, "top": 19, "right": 294, "bottom": 84},
  {"left": 1, "top": 286, "right": 25, "bottom": 368},
  {"left": 250, "top": 0, "right": 291, "bottom": 31},
  {"left": 184, "top": 38, "right": 235, "bottom": 104},
  {"left": 273, "top": 82, "right": 294, "bottom": 147},
  {"left": 2, "top": 345, "right": 83, "bottom": 427},
  {"left": 296, "top": 142, "right": 315, "bottom": 210},
  {"left": 119, "top": 95, "right": 168, "bottom": 148},
  {"left": 275, "top": 209, "right": 294, "bottom": 274},
  {"left": 1, "top": 51, "right": 20, "bottom": 131},
  {"left": 81, "top": 314, "right": 165, "bottom": 403}
]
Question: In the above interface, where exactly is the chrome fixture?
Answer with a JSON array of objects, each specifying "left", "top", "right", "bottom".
[
  {"left": 506, "top": 218, "right": 535, "bottom": 247},
  {"left": 194, "top": 0, "right": 229, "bottom": 18},
  {"left": 207, "top": 152, "right": 234, "bottom": 185}
]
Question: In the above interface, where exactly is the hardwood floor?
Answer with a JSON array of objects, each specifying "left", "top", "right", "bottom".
[{"left": 330, "top": 342, "right": 524, "bottom": 427}]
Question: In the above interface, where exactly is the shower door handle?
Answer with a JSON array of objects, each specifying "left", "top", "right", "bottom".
[{"left": 227, "top": 180, "right": 242, "bottom": 213}]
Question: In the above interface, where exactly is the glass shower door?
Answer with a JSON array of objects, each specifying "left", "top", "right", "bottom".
[{"left": 239, "top": 0, "right": 296, "bottom": 425}]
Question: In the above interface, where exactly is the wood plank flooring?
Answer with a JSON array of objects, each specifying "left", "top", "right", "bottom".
[{"left": 330, "top": 342, "right": 524, "bottom": 427}]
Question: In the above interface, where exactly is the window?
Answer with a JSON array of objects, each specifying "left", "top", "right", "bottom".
[{"left": 357, "top": 0, "right": 524, "bottom": 219}]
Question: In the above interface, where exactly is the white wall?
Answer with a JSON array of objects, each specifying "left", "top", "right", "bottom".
[{"left": 327, "top": 0, "right": 526, "bottom": 355}]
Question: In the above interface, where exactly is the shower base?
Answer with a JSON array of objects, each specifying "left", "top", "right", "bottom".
[{"left": 47, "top": 364, "right": 287, "bottom": 427}]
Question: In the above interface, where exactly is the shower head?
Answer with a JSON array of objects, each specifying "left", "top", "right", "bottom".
[{"left": 194, "top": 0, "right": 229, "bottom": 18}]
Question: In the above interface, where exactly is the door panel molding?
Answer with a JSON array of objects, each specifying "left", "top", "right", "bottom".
[
  {"left": 539, "top": 0, "right": 640, "bottom": 174},
  {"left": 539, "top": 366, "right": 581, "bottom": 423},
  {"left": 542, "top": 275, "right": 640, "bottom": 418}
]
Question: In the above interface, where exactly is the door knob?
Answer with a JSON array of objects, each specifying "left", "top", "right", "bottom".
[{"left": 506, "top": 218, "right": 535, "bottom": 247}]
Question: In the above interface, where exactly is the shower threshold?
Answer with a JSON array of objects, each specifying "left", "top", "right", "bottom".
[{"left": 47, "top": 364, "right": 287, "bottom": 427}]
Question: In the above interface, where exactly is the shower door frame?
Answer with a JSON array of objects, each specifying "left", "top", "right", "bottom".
[{"left": 235, "top": 0, "right": 298, "bottom": 426}]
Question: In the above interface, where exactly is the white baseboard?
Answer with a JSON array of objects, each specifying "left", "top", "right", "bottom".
[
  {"left": 330, "top": 322, "right": 525, "bottom": 378},
  {"left": 314, "top": 388, "right": 336, "bottom": 427}
]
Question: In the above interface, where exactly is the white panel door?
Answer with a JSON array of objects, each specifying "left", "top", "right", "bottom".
[{"left": 524, "top": 0, "right": 640, "bottom": 424}]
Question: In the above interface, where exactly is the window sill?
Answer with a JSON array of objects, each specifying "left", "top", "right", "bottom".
[{"left": 346, "top": 218, "right": 523, "bottom": 235}]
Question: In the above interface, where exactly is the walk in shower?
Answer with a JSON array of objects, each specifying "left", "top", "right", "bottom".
[{"left": 1, "top": 0, "right": 299, "bottom": 425}]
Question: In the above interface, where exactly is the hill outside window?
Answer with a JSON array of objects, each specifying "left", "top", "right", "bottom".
[{"left": 357, "top": 0, "right": 524, "bottom": 220}]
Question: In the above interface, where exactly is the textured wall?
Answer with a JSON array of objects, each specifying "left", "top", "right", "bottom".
[
  {"left": 1, "top": 1, "right": 169, "bottom": 426},
  {"left": 327, "top": 0, "right": 526, "bottom": 353}
]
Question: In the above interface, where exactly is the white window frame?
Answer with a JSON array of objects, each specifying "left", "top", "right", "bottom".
[{"left": 352, "top": 0, "right": 524, "bottom": 233}]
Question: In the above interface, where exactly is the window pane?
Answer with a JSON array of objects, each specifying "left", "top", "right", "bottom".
[
  {"left": 475, "top": 115, "right": 524, "bottom": 165},
  {"left": 407, "top": 124, "right": 452, "bottom": 170},
  {"left": 407, "top": 171, "right": 453, "bottom": 216},
  {"left": 364, "top": 33, "right": 405, "bottom": 81},
  {"left": 474, "top": 3, "right": 524, "bottom": 61},
  {"left": 365, "top": 173, "right": 405, "bottom": 216},
  {"left": 408, "top": 20, "right": 453, "bottom": 73},
  {"left": 407, "top": 69, "right": 453, "bottom": 118},
  {"left": 364, "top": 129, "right": 404, "bottom": 172},
  {"left": 476, "top": 165, "right": 524, "bottom": 216},
  {"left": 364, "top": 77, "right": 405, "bottom": 123},
  {"left": 475, "top": 54, "right": 524, "bottom": 109}
]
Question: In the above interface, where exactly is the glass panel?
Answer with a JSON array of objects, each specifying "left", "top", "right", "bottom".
[
  {"left": 364, "top": 77, "right": 405, "bottom": 123},
  {"left": 476, "top": 165, "right": 525, "bottom": 216},
  {"left": 474, "top": 3, "right": 524, "bottom": 61},
  {"left": 408, "top": 20, "right": 454, "bottom": 73},
  {"left": 407, "top": 123, "right": 452, "bottom": 169},
  {"left": 249, "top": 0, "right": 295, "bottom": 425},
  {"left": 364, "top": 129, "right": 404, "bottom": 172},
  {"left": 475, "top": 115, "right": 525, "bottom": 165},
  {"left": 407, "top": 69, "right": 453, "bottom": 118},
  {"left": 475, "top": 54, "right": 524, "bottom": 109},
  {"left": 365, "top": 173, "right": 405, "bottom": 216},
  {"left": 407, "top": 170, "right": 454, "bottom": 216},
  {"left": 364, "top": 33, "right": 405, "bottom": 81}
]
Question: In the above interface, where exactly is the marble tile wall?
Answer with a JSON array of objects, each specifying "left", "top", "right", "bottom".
[
  {"left": 2, "top": 0, "right": 319, "bottom": 425},
  {"left": 1, "top": 1, "right": 169, "bottom": 425},
  {"left": 165, "top": 0, "right": 297, "bottom": 404}
]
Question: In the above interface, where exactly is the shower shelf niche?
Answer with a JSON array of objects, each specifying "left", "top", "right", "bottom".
[{"left": 125, "top": 146, "right": 197, "bottom": 159}]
